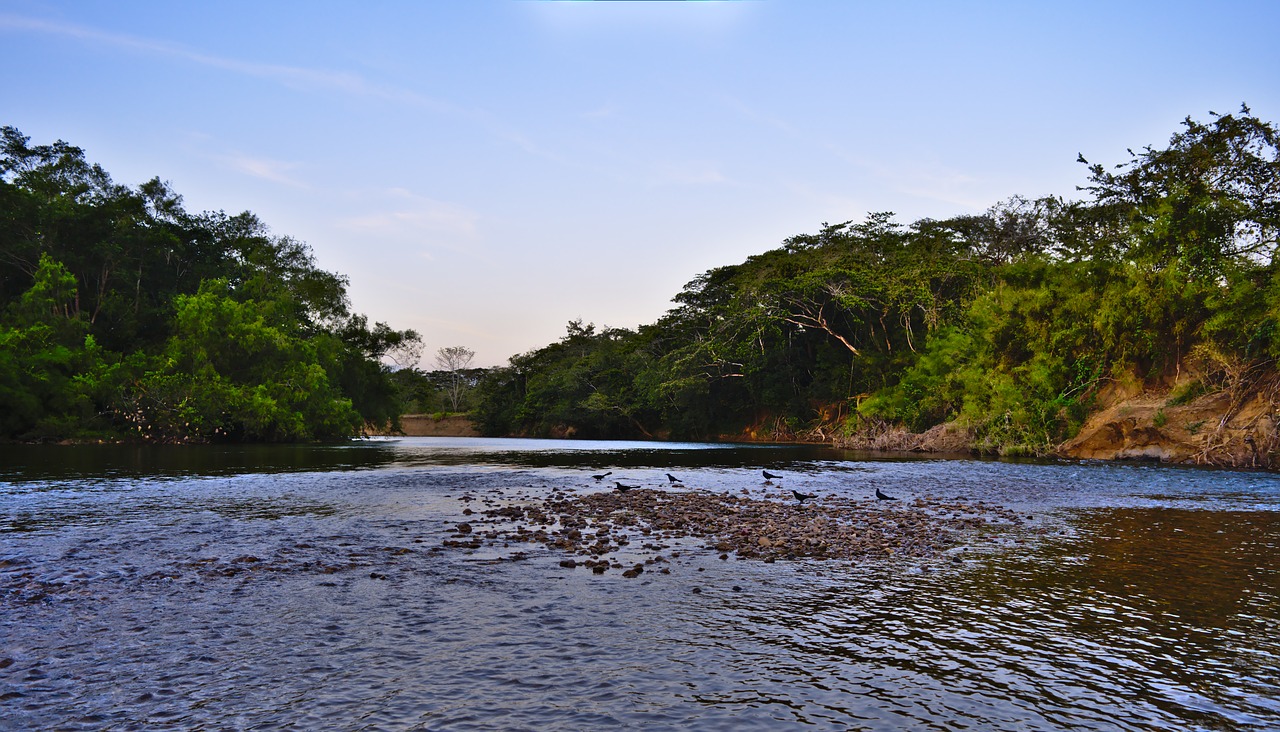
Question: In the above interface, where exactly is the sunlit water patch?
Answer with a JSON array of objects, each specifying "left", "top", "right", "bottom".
[{"left": 2, "top": 438, "right": 1277, "bottom": 730}]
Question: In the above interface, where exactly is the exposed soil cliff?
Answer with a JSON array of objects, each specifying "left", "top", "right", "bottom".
[
  {"left": 1058, "top": 378, "right": 1279, "bottom": 469},
  {"left": 832, "top": 374, "right": 1280, "bottom": 469},
  {"left": 371, "top": 414, "right": 479, "bottom": 437}
]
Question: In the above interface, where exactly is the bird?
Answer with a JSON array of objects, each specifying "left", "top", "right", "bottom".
[
  {"left": 792, "top": 489, "right": 817, "bottom": 504},
  {"left": 591, "top": 471, "right": 612, "bottom": 481},
  {"left": 762, "top": 470, "right": 782, "bottom": 481},
  {"left": 875, "top": 488, "right": 898, "bottom": 501},
  {"left": 615, "top": 482, "right": 638, "bottom": 492},
  {"left": 666, "top": 473, "right": 681, "bottom": 484}
]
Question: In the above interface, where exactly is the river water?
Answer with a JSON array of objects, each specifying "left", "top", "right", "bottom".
[{"left": 1, "top": 438, "right": 1277, "bottom": 730}]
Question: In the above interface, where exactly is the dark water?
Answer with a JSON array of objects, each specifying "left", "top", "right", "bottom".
[{"left": 2, "top": 438, "right": 1278, "bottom": 730}]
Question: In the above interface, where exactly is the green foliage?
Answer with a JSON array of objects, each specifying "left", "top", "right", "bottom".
[
  {"left": 1081, "top": 105, "right": 1280, "bottom": 280},
  {"left": 0, "top": 254, "right": 108, "bottom": 439},
  {"left": 389, "top": 367, "right": 485, "bottom": 415},
  {"left": 474, "top": 107, "right": 1279, "bottom": 453},
  {"left": 0, "top": 126, "right": 420, "bottom": 442},
  {"left": 472, "top": 321, "right": 664, "bottom": 439},
  {"left": 15, "top": 108, "right": 1262, "bottom": 449},
  {"left": 1167, "top": 380, "right": 1208, "bottom": 406},
  {"left": 1153, "top": 409, "right": 1168, "bottom": 428},
  {"left": 857, "top": 327, "right": 976, "bottom": 432},
  {"left": 126, "top": 281, "right": 360, "bottom": 441}
]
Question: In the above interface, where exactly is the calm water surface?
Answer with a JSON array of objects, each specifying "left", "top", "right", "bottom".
[{"left": 1, "top": 438, "right": 1278, "bottom": 730}]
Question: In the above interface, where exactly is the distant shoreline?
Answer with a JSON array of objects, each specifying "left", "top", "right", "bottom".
[{"left": 372, "top": 414, "right": 480, "bottom": 438}]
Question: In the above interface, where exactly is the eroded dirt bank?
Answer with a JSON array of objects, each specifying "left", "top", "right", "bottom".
[
  {"left": 834, "top": 377, "right": 1280, "bottom": 469},
  {"left": 369, "top": 414, "right": 479, "bottom": 437},
  {"left": 1058, "top": 380, "right": 1278, "bottom": 468}
]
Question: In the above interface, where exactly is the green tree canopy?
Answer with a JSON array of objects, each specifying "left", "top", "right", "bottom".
[
  {"left": 0, "top": 126, "right": 420, "bottom": 442},
  {"left": 472, "top": 107, "right": 1280, "bottom": 453}
]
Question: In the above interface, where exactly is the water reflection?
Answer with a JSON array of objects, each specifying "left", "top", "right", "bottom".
[
  {"left": 668, "top": 506, "right": 1279, "bottom": 729},
  {"left": 382, "top": 437, "right": 857, "bottom": 471},
  {"left": 1, "top": 439, "right": 1278, "bottom": 730},
  {"left": 0, "top": 437, "right": 1000, "bottom": 484},
  {"left": 0, "top": 441, "right": 400, "bottom": 483},
  {"left": 1067, "top": 508, "right": 1278, "bottom": 625}
]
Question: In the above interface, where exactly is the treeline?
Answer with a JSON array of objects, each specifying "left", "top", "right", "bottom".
[
  {"left": 390, "top": 345, "right": 485, "bottom": 416},
  {"left": 473, "top": 106, "right": 1280, "bottom": 454},
  {"left": 0, "top": 127, "right": 420, "bottom": 442}
]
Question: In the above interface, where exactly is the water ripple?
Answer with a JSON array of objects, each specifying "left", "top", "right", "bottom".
[{"left": 2, "top": 441, "right": 1278, "bottom": 729}]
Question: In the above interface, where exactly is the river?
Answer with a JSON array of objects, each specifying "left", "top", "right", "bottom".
[{"left": 1, "top": 438, "right": 1277, "bottom": 730}]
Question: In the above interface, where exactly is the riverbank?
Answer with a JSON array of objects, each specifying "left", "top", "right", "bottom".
[
  {"left": 1058, "top": 377, "right": 1278, "bottom": 468},
  {"left": 832, "top": 377, "right": 1279, "bottom": 469},
  {"left": 382, "top": 379, "right": 1279, "bottom": 470},
  {"left": 372, "top": 414, "right": 479, "bottom": 437}
]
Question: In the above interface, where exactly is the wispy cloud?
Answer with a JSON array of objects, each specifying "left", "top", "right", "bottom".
[
  {"left": 525, "top": 0, "right": 755, "bottom": 35},
  {"left": 0, "top": 13, "right": 559, "bottom": 162},
  {"left": 0, "top": 14, "right": 377, "bottom": 94},
  {"left": 222, "top": 153, "right": 306, "bottom": 187},
  {"left": 724, "top": 93, "right": 990, "bottom": 212},
  {"left": 889, "top": 167, "right": 990, "bottom": 210},
  {"left": 781, "top": 179, "right": 871, "bottom": 222},
  {"left": 337, "top": 188, "right": 481, "bottom": 243}
]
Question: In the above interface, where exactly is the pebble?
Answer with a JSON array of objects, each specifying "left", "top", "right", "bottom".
[{"left": 439, "top": 486, "right": 1026, "bottom": 569}]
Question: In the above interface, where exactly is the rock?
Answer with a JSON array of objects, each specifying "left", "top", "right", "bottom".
[{"left": 440, "top": 482, "right": 1018, "bottom": 568}]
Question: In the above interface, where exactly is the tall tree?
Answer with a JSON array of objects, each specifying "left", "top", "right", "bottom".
[
  {"left": 435, "top": 345, "right": 476, "bottom": 412},
  {"left": 0, "top": 126, "right": 421, "bottom": 442}
]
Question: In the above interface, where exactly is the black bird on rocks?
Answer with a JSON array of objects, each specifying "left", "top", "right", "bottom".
[
  {"left": 762, "top": 470, "right": 782, "bottom": 481},
  {"left": 615, "top": 482, "right": 638, "bottom": 492},
  {"left": 875, "top": 488, "right": 898, "bottom": 501},
  {"left": 792, "top": 490, "right": 817, "bottom": 503},
  {"left": 591, "top": 471, "right": 613, "bottom": 481},
  {"left": 666, "top": 473, "right": 681, "bottom": 484}
]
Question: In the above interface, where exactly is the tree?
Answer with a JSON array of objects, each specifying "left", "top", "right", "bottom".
[
  {"left": 0, "top": 254, "right": 97, "bottom": 438},
  {"left": 128, "top": 279, "right": 360, "bottom": 442},
  {"left": 435, "top": 345, "right": 476, "bottom": 412},
  {"left": 0, "top": 126, "right": 422, "bottom": 442},
  {"left": 1081, "top": 104, "right": 1280, "bottom": 278}
]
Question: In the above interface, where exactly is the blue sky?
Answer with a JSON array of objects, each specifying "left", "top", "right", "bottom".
[{"left": 3, "top": 1, "right": 1278, "bottom": 367}]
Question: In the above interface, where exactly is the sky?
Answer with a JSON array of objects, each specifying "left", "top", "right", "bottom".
[{"left": 2, "top": 1, "right": 1278, "bottom": 367}]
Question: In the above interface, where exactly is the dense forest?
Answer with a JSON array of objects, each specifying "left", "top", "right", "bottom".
[
  {"left": 6, "top": 107, "right": 1278, "bottom": 455},
  {"left": 0, "top": 126, "right": 421, "bottom": 442},
  {"left": 472, "top": 106, "right": 1280, "bottom": 458}
]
